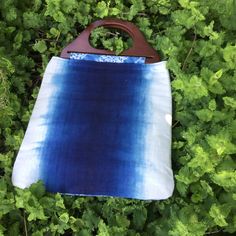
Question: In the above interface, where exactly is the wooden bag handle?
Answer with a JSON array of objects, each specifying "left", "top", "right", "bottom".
[{"left": 60, "top": 19, "right": 160, "bottom": 63}]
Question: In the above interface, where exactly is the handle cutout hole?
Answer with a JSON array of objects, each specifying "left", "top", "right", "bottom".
[{"left": 89, "top": 27, "right": 133, "bottom": 55}]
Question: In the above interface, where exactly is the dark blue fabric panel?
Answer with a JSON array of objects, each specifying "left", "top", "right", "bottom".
[{"left": 41, "top": 61, "right": 149, "bottom": 198}]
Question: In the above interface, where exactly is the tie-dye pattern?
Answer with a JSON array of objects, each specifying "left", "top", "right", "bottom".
[{"left": 12, "top": 56, "right": 174, "bottom": 200}]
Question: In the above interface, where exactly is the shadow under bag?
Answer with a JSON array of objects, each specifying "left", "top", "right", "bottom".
[{"left": 12, "top": 19, "right": 174, "bottom": 200}]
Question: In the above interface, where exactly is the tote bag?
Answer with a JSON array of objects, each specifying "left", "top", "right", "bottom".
[{"left": 12, "top": 19, "right": 174, "bottom": 200}]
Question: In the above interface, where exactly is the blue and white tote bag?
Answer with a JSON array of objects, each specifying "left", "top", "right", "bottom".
[{"left": 12, "top": 19, "right": 174, "bottom": 200}]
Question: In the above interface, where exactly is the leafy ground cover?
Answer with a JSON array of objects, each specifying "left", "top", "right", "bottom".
[{"left": 0, "top": 0, "right": 236, "bottom": 235}]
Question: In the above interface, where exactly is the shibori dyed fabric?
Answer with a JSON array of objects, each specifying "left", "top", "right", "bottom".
[
  {"left": 70, "top": 53, "right": 145, "bottom": 64},
  {"left": 12, "top": 56, "right": 174, "bottom": 200}
]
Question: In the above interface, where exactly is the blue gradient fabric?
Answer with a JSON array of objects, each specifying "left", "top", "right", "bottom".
[{"left": 12, "top": 56, "right": 174, "bottom": 200}]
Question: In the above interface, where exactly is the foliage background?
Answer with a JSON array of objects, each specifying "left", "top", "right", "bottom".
[{"left": 0, "top": 0, "right": 236, "bottom": 235}]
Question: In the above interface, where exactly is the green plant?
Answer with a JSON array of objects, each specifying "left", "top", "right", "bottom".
[{"left": 0, "top": 0, "right": 235, "bottom": 235}]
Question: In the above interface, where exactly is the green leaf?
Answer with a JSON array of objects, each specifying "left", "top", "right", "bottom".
[
  {"left": 28, "top": 208, "right": 47, "bottom": 221},
  {"left": 115, "top": 214, "right": 130, "bottom": 228},
  {"left": 223, "top": 97, "right": 236, "bottom": 109},
  {"left": 33, "top": 40, "right": 47, "bottom": 53},
  {"left": 211, "top": 171, "right": 236, "bottom": 189},
  {"left": 186, "top": 76, "right": 208, "bottom": 101},
  {"left": 97, "top": 220, "right": 109, "bottom": 236},
  {"left": 207, "top": 132, "right": 236, "bottom": 155},
  {"left": 188, "top": 145, "right": 214, "bottom": 175},
  {"left": 55, "top": 193, "right": 65, "bottom": 209},
  {"left": 133, "top": 207, "right": 147, "bottom": 230},
  {"left": 59, "top": 213, "right": 69, "bottom": 223},
  {"left": 208, "top": 99, "right": 216, "bottom": 111},
  {"left": 50, "top": 27, "right": 60, "bottom": 37},
  {"left": 195, "top": 109, "right": 213, "bottom": 122},
  {"left": 178, "top": 0, "right": 190, "bottom": 8},
  {"left": 209, "top": 204, "right": 229, "bottom": 227},
  {"left": 23, "top": 12, "right": 44, "bottom": 29},
  {"left": 95, "top": 1, "right": 109, "bottom": 18},
  {"left": 29, "top": 181, "right": 46, "bottom": 199},
  {"left": 197, "top": 40, "right": 217, "bottom": 57},
  {"left": 109, "top": 7, "right": 120, "bottom": 16},
  {"left": 223, "top": 45, "right": 236, "bottom": 69},
  {"left": 13, "top": 32, "right": 23, "bottom": 50}
]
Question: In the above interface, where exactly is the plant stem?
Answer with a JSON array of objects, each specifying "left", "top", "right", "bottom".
[
  {"left": 23, "top": 210, "right": 28, "bottom": 236},
  {"left": 182, "top": 31, "right": 197, "bottom": 70}
]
